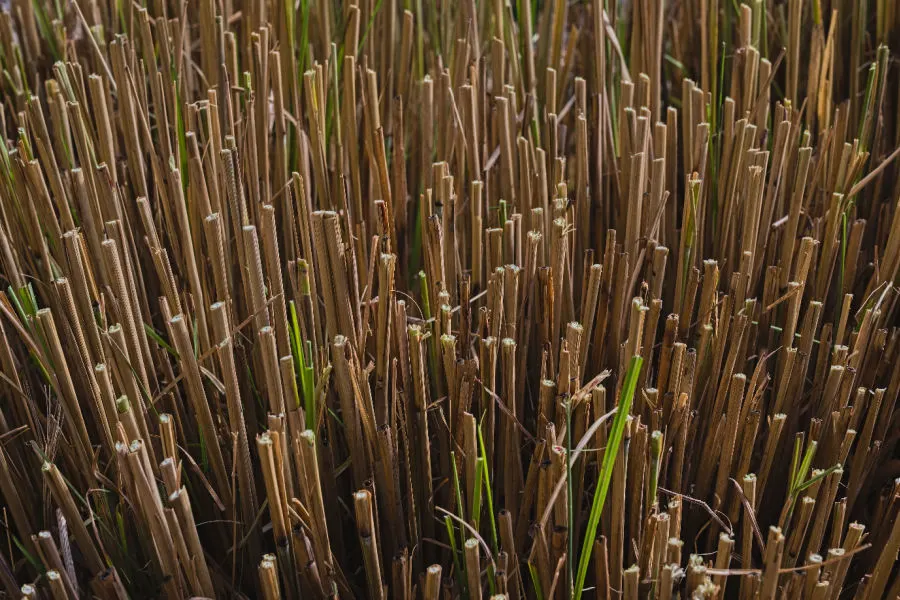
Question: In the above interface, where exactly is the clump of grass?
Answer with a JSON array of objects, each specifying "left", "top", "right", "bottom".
[{"left": 0, "top": 0, "right": 899, "bottom": 598}]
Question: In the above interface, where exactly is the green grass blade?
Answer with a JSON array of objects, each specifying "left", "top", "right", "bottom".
[
  {"left": 451, "top": 450, "right": 466, "bottom": 523},
  {"left": 477, "top": 421, "right": 499, "bottom": 553},
  {"left": 795, "top": 463, "right": 839, "bottom": 494},
  {"left": 472, "top": 456, "right": 485, "bottom": 530},
  {"left": 444, "top": 515, "right": 466, "bottom": 593},
  {"left": 793, "top": 440, "right": 817, "bottom": 492},
  {"left": 144, "top": 322, "right": 179, "bottom": 358},
  {"left": 528, "top": 561, "right": 545, "bottom": 600},
  {"left": 573, "top": 356, "right": 642, "bottom": 600}
]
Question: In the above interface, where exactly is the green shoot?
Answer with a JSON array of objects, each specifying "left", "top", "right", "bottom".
[{"left": 573, "top": 355, "right": 642, "bottom": 600}]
